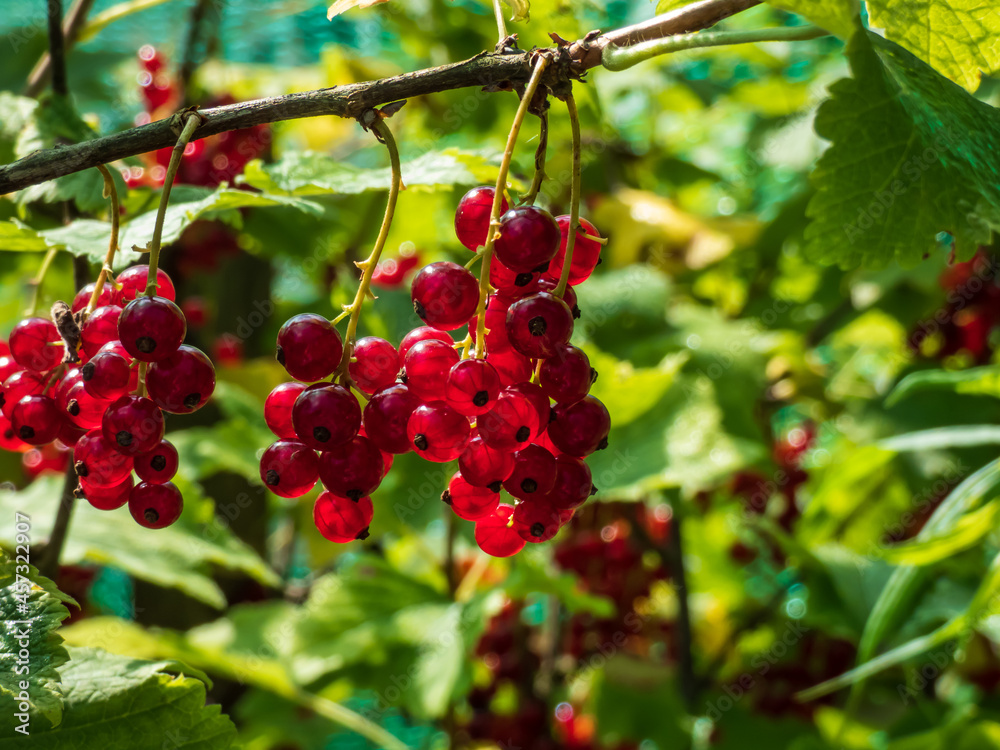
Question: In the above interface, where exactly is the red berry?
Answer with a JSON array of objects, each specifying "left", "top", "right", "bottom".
[
  {"left": 146, "top": 345, "right": 216, "bottom": 414},
  {"left": 398, "top": 326, "right": 452, "bottom": 361},
  {"left": 314, "top": 491, "right": 373, "bottom": 542},
  {"left": 490, "top": 257, "right": 539, "bottom": 296},
  {"left": 544, "top": 455, "right": 594, "bottom": 510},
  {"left": 443, "top": 472, "right": 500, "bottom": 521},
  {"left": 264, "top": 382, "right": 307, "bottom": 439},
  {"left": 129, "top": 481, "right": 183, "bottom": 529},
  {"left": 72, "top": 283, "right": 115, "bottom": 313},
  {"left": 459, "top": 435, "right": 515, "bottom": 489},
  {"left": 22, "top": 443, "right": 69, "bottom": 477},
  {"left": 407, "top": 402, "right": 471, "bottom": 462},
  {"left": 349, "top": 337, "right": 400, "bottom": 394},
  {"left": 362, "top": 384, "right": 421, "bottom": 454},
  {"left": 291, "top": 384, "right": 361, "bottom": 450},
  {"left": 502, "top": 444, "right": 557, "bottom": 499},
  {"left": 506, "top": 293, "right": 574, "bottom": 359},
  {"left": 403, "top": 339, "right": 460, "bottom": 402},
  {"left": 275, "top": 313, "right": 343, "bottom": 383},
  {"left": 60, "top": 375, "right": 111, "bottom": 430},
  {"left": 506, "top": 381, "right": 550, "bottom": 429},
  {"left": 79, "top": 306, "right": 123, "bottom": 360},
  {"left": 102, "top": 395, "right": 165, "bottom": 455},
  {"left": 81, "top": 348, "right": 132, "bottom": 400},
  {"left": 260, "top": 439, "right": 319, "bottom": 498},
  {"left": 474, "top": 504, "right": 526, "bottom": 557},
  {"left": 134, "top": 439, "right": 179, "bottom": 484},
  {"left": 544, "top": 216, "right": 603, "bottom": 286},
  {"left": 532, "top": 277, "right": 581, "bottom": 318},
  {"left": 11, "top": 395, "right": 62, "bottom": 445},
  {"left": 114, "top": 265, "right": 176, "bottom": 304},
  {"left": 9, "top": 318, "right": 63, "bottom": 371},
  {"left": 513, "top": 498, "right": 562, "bottom": 543},
  {"left": 73, "top": 430, "right": 134, "bottom": 487},
  {"left": 485, "top": 349, "right": 533, "bottom": 388},
  {"left": 318, "top": 435, "right": 384, "bottom": 500},
  {"left": 77, "top": 475, "right": 134, "bottom": 511},
  {"left": 478, "top": 389, "right": 539, "bottom": 452},
  {"left": 455, "top": 186, "right": 508, "bottom": 252},
  {"left": 493, "top": 206, "right": 560, "bottom": 273},
  {"left": 547, "top": 395, "right": 611, "bottom": 457},
  {"left": 411, "top": 261, "right": 480, "bottom": 331},
  {"left": 445, "top": 359, "right": 501, "bottom": 417},
  {"left": 0, "top": 356, "right": 22, "bottom": 387},
  {"left": 372, "top": 253, "right": 421, "bottom": 288},
  {"left": 1, "top": 370, "right": 46, "bottom": 419},
  {"left": 118, "top": 297, "right": 187, "bottom": 362},
  {"left": 180, "top": 297, "right": 209, "bottom": 327},
  {"left": 469, "top": 295, "right": 512, "bottom": 354},
  {"left": 538, "top": 345, "right": 595, "bottom": 405},
  {"left": 0, "top": 416, "right": 26, "bottom": 451}
]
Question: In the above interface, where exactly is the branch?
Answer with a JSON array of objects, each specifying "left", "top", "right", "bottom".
[
  {"left": 46, "top": 0, "right": 68, "bottom": 96},
  {"left": 0, "top": 0, "right": 761, "bottom": 196}
]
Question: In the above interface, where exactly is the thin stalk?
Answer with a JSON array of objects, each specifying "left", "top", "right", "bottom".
[
  {"left": 46, "top": 0, "right": 68, "bottom": 96},
  {"left": 290, "top": 688, "right": 410, "bottom": 750},
  {"left": 25, "top": 0, "right": 95, "bottom": 98},
  {"left": 145, "top": 113, "right": 201, "bottom": 297},
  {"left": 334, "top": 118, "right": 401, "bottom": 382},
  {"left": 492, "top": 0, "right": 507, "bottom": 44},
  {"left": 37, "top": 465, "right": 78, "bottom": 580},
  {"left": 602, "top": 24, "right": 829, "bottom": 71},
  {"left": 554, "top": 92, "right": 581, "bottom": 299},
  {"left": 474, "top": 55, "right": 550, "bottom": 359},
  {"left": 85, "top": 164, "right": 121, "bottom": 316},
  {"left": 520, "top": 110, "right": 548, "bottom": 206},
  {"left": 27, "top": 248, "right": 60, "bottom": 317}
]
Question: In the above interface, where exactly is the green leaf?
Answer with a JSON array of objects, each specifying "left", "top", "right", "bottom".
[
  {"left": 504, "top": 549, "right": 617, "bottom": 617},
  {"left": 0, "top": 476, "right": 279, "bottom": 609},
  {"left": 0, "top": 647, "right": 236, "bottom": 749},
  {"left": 879, "top": 498, "right": 1000, "bottom": 566},
  {"left": 240, "top": 148, "right": 499, "bottom": 197},
  {"left": 0, "top": 219, "right": 50, "bottom": 252},
  {"left": 764, "top": 0, "right": 859, "bottom": 38},
  {"left": 887, "top": 366, "right": 1000, "bottom": 405},
  {"left": 805, "top": 29, "right": 1000, "bottom": 268},
  {"left": 0, "top": 558, "right": 74, "bottom": 730},
  {"left": 866, "top": 0, "right": 1000, "bottom": 92},
  {"left": 878, "top": 425, "right": 1000, "bottom": 452}
]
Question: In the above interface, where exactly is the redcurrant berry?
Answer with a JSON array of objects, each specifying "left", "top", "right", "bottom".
[
  {"left": 506, "top": 381, "right": 550, "bottom": 429},
  {"left": 490, "top": 257, "right": 539, "bottom": 297},
  {"left": 57, "top": 420, "right": 88, "bottom": 449},
  {"left": 0, "top": 416, "right": 25, "bottom": 451},
  {"left": 129, "top": 481, "right": 183, "bottom": 529},
  {"left": 60, "top": 376, "right": 111, "bottom": 430},
  {"left": 73, "top": 430, "right": 134, "bottom": 487},
  {"left": 411, "top": 261, "right": 480, "bottom": 331},
  {"left": 398, "top": 326, "right": 452, "bottom": 361},
  {"left": 81, "top": 348, "right": 132, "bottom": 400},
  {"left": 459, "top": 435, "right": 515, "bottom": 490},
  {"left": 532, "top": 277, "right": 581, "bottom": 318},
  {"left": 1, "top": 370, "right": 46, "bottom": 419},
  {"left": 494, "top": 206, "right": 560, "bottom": 273},
  {"left": 291, "top": 384, "right": 361, "bottom": 450},
  {"left": 538, "top": 344, "right": 595, "bottom": 405},
  {"left": 502, "top": 444, "right": 557, "bottom": 499},
  {"left": 455, "top": 186, "right": 508, "bottom": 252},
  {"left": 469, "top": 295, "right": 512, "bottom": 354},
  {"left": 544, "top": 216, "right": 603, "bottom": 286},
  {"left": 443, "top": 472, "right": 500, "bottom": 521},
  {"left": 403, "top": 339, "right": 460, "bottom": 402},
  {"left": 349, "top": 337, "right": 400, "bottom": 393},
  {"left": 77, "top": 475, "right": 134, "bottom": 511},
  {"left": 264, "top": 382, "right": 306, "bottom": 439},
  {"left": 547, "top": 395, "right": 611, "bottom": 456},
  {"left": 446, "top": 359, "right": 501, "bottom": 417},
  {"left": 146, "top": 345, "right": 216, "bottom": 414},
  {"left": 134, "top": 439, "right": 179, "bottom": 484},
  {"left": 114, "top": 265, "right": 176, "bottom": 304},
  {"left": 79, "top": 305, "right": 123, "bottom": 359},
  {"left": 513, "top": 498, "right": 562, "bottom": 543},
  {"left": 474, "top": 504, "right": 525, "bottom": 557},
  {"left": 314, "top": 491, "right": 373, "bottom": 542},
  {"left": 506, "top": 293, "right": 574, "bottom": 359},
  {"left": 544, "top": 454, "right": 594, "bottom": 510},
  {"left": 72, "top": 283, "right": 115, "bottom": 313},
  {"left": 0, "top": 356, "right": 22, "bottom": 387},
  {"left": 318, "top": 435, "right": 384, "bottom": 500},
  {"left": 9, "top": 318, "right": 63, "bottom": 371},
  {"left": 275, "top": 313, "right": 343, "bottom": 383},
  {"left": 260, "top": 439, "right": 319, "bottom": 498},
  {"left": 485, "top": 349, "right": 533, "bottom": 388},
  {"left": 362, "top": 384, "right": 421, "bottom": 454},
  {"left": 118, "top": 296, "right": 187, "bottom": 362},
  {"left": 477, "top": 389, "right": 539, "bottom": 452},
  {"left": 11, "top": 395, "right": 62, "bottom": 445},
  {"left": 102, "top": 395, "right": 165, "bottom": 455},
  {"left": 407, "top": 402, "right": 471, "bottom": 462}
]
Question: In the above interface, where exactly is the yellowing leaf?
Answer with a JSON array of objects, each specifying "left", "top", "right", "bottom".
[
  {"left": 764, "top": 0, "right": 859, "bottom": 39},
  {"left": 327, "top": 0, "right": 389, "bottom": 21},
  {"left": 502, "top": 0, "right": 529, "bottom": 22},
  {"left": 867, "top": 0, "right": 1000, "bottom": 92}
]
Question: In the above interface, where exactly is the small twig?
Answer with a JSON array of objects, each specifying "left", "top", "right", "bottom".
[
  {"left": 554, "top": 91, "right": 581, "bottom": 299},
  {"left": 665, "top": 503, "right": 697, "bottom": 714},
  {"left": 45, "top": 0, "right": 69, "bottom": 97},
  {"left": 27, "top": 247, "right": 60, "bottom": 317},
  {"left": 334, "top": 115, "right": 402, "bottom": 383},
  {"left": 25, "top": 0, "right": 95, "bottom": 97},
  {"left": 445, "top": 510, "right": 457, "bottom": 598},
  {"left": 179, "top": 0, "right": 218, "bottom": 104},
  {"left": 492, "top": 0, "right": 507, "bottom": 45},
  {"left": 474, "top": 54, "right": 551, "bottom": 359},
  {"left": 37, "top": 465, "right": 78, "bottom": 580},
  {"left": 520, "top": 111, "right": 548, "bottom": 206},
  {"left": 84, "top": 164, "right": 121, "bottom": 316}
]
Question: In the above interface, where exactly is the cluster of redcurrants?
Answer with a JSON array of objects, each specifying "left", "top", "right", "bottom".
[
  {"left": 258, "top": 186, "right": 610, "bottom": 554},
  {"left": 0, "top": 265, "right": 216, "bottom": 529}
]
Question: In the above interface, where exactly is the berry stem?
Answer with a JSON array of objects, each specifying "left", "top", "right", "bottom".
[
  {"left": 334, "top": 116, "right": 401, "bottom": 383},
  {"left": 492, "top": 0, "right": 507, "bottom": 45},
  {"left": 85, "top": 163, "right": 121, "bottom": 316},
  {"left": 473, "top": 54, "right": 550, "bottom": 359},
  {"left": 520, "top": 110, "right": 548, "bottom": 206},
  {"left": 554, "top": 90, "right": 581, "bottom": 299},
  {"left": 37, "top": 464, "right": 78, "bottom": 581},
  {"left": 145, "top": 112, "right": 202, "bottom": 298},
  {"left": 26, "top": 247, "right": 59, "bottom": 317}
]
